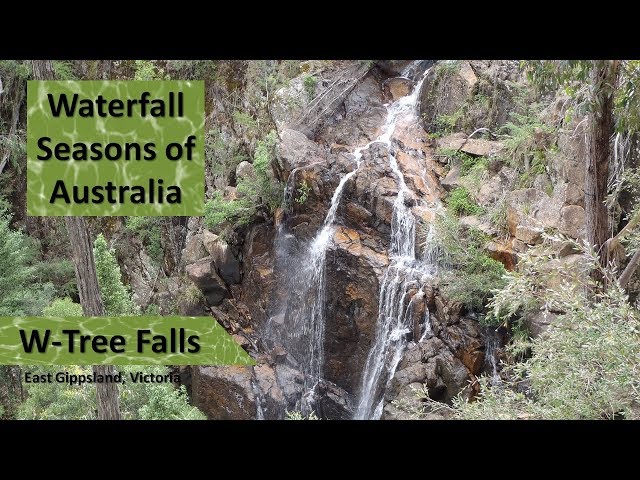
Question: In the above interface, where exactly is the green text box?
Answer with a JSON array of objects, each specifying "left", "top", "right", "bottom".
[
  {"left": 27, "top": 80, "right": 205, "bottom": 216},
  {"left": 0, "top": 316, "right": 254, "bottom": 365}
]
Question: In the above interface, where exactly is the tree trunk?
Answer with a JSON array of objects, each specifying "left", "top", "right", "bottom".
[
  {"left": 64, "top": 217, "right": 121, "bottom": 420},
  {"left": 31, "top": 60, "right": 121, "bottom": 420},
  {"left": 31, "top": 60, "right": 56, "bottom": 81},
  {"left": 586, "top": 60, "right": 619, "bottom": 284}
]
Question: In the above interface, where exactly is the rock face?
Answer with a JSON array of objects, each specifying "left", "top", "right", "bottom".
[
  {"left": 186, "top": 257, "right": 229, "bottom": 306},
  {"left": 192, "top": 366, "right": 256, "bottom": 420},
  {"left": 183, "top": 59, "right": 584, "bottom": 421}
]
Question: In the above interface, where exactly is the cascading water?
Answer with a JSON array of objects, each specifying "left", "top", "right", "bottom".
[
  {"left": 485, "top": 329, "right": 501, "bottom": 386},
  {"left": 269, "top": 61, "right": 435, "bottom": 415},
  {"left": 354, "top": 64, "right": 437, "bottom": 420}
]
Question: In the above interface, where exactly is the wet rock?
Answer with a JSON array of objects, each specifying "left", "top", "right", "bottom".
[
  {"left": 376, "top": 60, "right": 412, "bottom": 77},
  {"left": 315, "top": 380, "right": 354, "bottom": 419},
  {"left": 186, "top": 257, "right": 230, "bottom": 306},
  {"left": 385, "top": 77, "right": 413, "bottom": 101},
  {"left": 323, "top": 227, "right": 388, "bottom": 393}
]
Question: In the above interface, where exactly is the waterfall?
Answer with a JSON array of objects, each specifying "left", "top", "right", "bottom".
[
  {"left": 354, "top": 65, "right": 437, "bottom": 420},
  {"left": 269, "top": 61, "right": 435, "bottom": 416},
  {"left": 485, "top": 329, "right": 501, "bottom": 386}
]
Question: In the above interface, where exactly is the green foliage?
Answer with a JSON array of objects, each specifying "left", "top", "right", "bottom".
[
  {"left": 616, "top": 60, "right": 640, "bottom": 134},
  {"left": 134, "top": 60, "right": 168, "bottom": 80},
  {"left": 433, "top": 213, "right": 506, "bottom": 311},
  {"left": 295, "top": 180, "right": 311, "bottom": 204},
  {"left": 204, "top": 130, "right": 281, "bottom": 230},
  {"left": 32, "top": 258, "right": 77, "bottom": 298},
  {"left": 17, "top": 365, "right": 205, "bottom": 420},
  {"left": 457, "top": 245, "right": 640, "bottom": 419},
  {"left": 204, "top": 191, "right": 255, "bottom": 230},
  {"left": 42, "top": 297, "right": 83, "bottom": 316},
  {"left": 0, "top": 60, "right": 31, "bottom": 80},
  {"left": 446, "top": 187, "right": 483, "bottom": 216},
  {"left": 17, "top": 366, "right": 96, "bottom": 419},
  {"left": 52, "top": 61, "right": 76, "bottom": 80},
  {"left": 118, "top": 366, "right": 205, "bottom": 420},
  {"left": 0, "top": 366, "right": 21, "bottom": 419},
  {"left": 143, "top": 303, "right": 161, "bottom": 315},
  {"left": 167, "top": 60, "right": 217, "bottom": 80},
  {"left": 205, "top": 129, "right": 247, "bottom": 182},
  {"left": 435, "top": 109, "right": 463, "bottom": 134},
  {"left": 0, "top": 132, "right": 26, "bottom": 170},
  {"left": 303, "top": 74, "right": 317, "bottom": 100},
  {"left": 93, "top": 233, "right": 137, "bottom": 316},
  {"left": 125, "top": 217, "right": 163, "bottom": 264},
  {"left": 285, "top": 410, "right": 320, "bottom": 420},
  {"left": 0, "top": 205, "right": 54, "bottom": 316},
  {"left": 486, "top": 196, "right": 509, "bottom": 237}
]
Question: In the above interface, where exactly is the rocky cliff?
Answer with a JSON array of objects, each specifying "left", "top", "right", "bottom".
[{"left": 117, "top": 60, "right": 591, "bottom": 419}]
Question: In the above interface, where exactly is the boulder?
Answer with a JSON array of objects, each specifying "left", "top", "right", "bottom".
[
  {"left": 436, "top": 133, "right": 467, "bottom": 152},
  {"left": 191, "top": 366, "right": 256, "bottom": 419},
  {"left": 236, "top": 161, "right": 256, "bottom": 182},
  {"left": 277, "top": 128, "right": 328, "bottom": 177},
  {"left": 559, "top": 205, "right": 585, "bottom": 239},
  {"left": 181, "top": 233, "right": 208, "bottom": 265},
  {"left": 385, "top": 77, "right": 413, "bottom": 101},
  {"left": 460, "top": 138, "right": 503, "bottom": 157},
  {"left": 419, "top": 61, "right": 477, "bottom": 132},
  {"left": 515, "top": 225, "right": 544, "bottom": 245},
  {"left": 314, "top": 380, "right": 354, "bottom": 419},
  {"left": 202, "top": 230, "right": 241, "bottom": 284},
  {"left": 186, "top": 257, "right": 230, "bottom": 306},
  {"left": 376, "top": 60, "right": 412, "bottom": 77},
  {"left": 441, "top": 164, "right": 462, "bottom": 191},
  {"left": 487, "top": 241, "right": 517, "bottom": 270},
  {"left": 524, "top": 310, "right": 558, "bottom": 338}
]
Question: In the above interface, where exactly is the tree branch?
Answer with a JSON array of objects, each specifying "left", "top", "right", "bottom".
[{"left": 619, "top": 248, "right": 640, "bottom": 289}]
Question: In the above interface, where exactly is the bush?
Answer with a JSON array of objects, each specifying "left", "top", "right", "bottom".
[
  {"left": 93, "top": 233, "right": 138, "bottom": 316},
  {"left": 303, "top": 74, "right": 317, "bottom": 100},
  {"left": 125, "top": 217, "right": 163, "bottom": 264},
  {"left": 0, "top": 205, "right": 53, "bottom": 316},
  {"left": 432, "top": 213, "right": 506, "bottom": 311},
  {"left": 456, "top": 243, "right": 640, "bottom": 420},
  {"left": 17, "top": 365, "right": 205, "bottom": 420},
  {"left": 446, "top": 187, "right": 483, "bottom": 216},
  {"left": 204, "top": 130, "right": 281, "bottom": 230},
  {"left": 42, "top": 297, "right": 83, "bottom": 316}
]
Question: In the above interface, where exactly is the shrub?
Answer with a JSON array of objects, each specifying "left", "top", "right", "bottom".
[
  {"left": 125, "top": 217, "right": 163, "bottom": 264},
  {"left": 204, "top": 130, "right": 281, "bottom": 230},
  {"left": 446, "top": 187, "right": 483, "bottom": 216},
  {"left": 0, "top": 205, "right": 53, "bottom": 316},
  {"left": 432, "top": 213, "right": 506, "bottom": 311},
  {"left": 42, "top": 297, "right": 83, "bottom": 316},
  {"left": 454, "top": 242, "right": 640, "bottom": 420},
  {"left": 93, "top": 233, "right": 138, "bottom": 316},
  {"left": 303, "top": 74, "right": 317, "bottom": 100}
]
